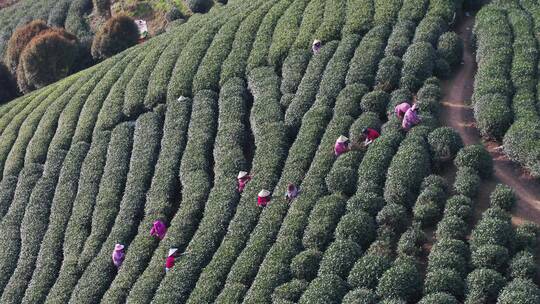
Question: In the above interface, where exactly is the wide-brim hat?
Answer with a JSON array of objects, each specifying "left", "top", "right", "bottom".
[
  {"left": 238, "top": 171, "right": 248, "bottom": 179},
  {"left": 115, "top": 244, "right": 124, "bottom": 251},
  {"left": 258, "top": 189, "right": 271, "bottom": 197},
  {"left": 168, "top": 248, "right": 178, "bottom": 257},
  {"left": 313, "top": 39, "right": 321, "bottom": 46},
  {"left": 337, "top": 135, "right": 349, "bottom": 143},
  {"left": 177, "top": 96, "right": 188, "bottom": 102}
]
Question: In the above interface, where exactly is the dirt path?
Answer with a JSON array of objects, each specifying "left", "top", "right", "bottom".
[{"left": 439, "top": 11, "right": 540, "bottom": 227}]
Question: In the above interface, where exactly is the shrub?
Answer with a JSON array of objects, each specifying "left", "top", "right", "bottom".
[
  {"left": 514, "top": 222, "right": 539, "bottom": 252},
  {"left": 489, "top": 184, "right": 516, "bottom": 211},
  {"left": 303, "top": 194, "right": 347, "bottom": 250},
  {"left": 348, "top": 253, "right": 393, "bottom": 289},
  {"left": 17, "top": 29, "right": 78, "bottom": 93},
  {"left": 385, "top": 20, "right": 416, "bottom": 58},
  {"left": 91, "top": 15, "right": 139, "bottom": 60},
  {"left": 444, "top": 195, "right": 473, "bottom": 221},
  {"left": 400, "top": 42, "right": 436, "bottom": 90},
  {"left": 497, "top": 278, "right": 540, "bottom": 304},
  {"left": 418, "top": 292, "right": 459, "bottom": 304},
  {"left": 335, "top": 210, "right": 375, "bottom": 248},
  {"left": 428, "top": 127, "right": 463, "bottom": 164},
  {"left": 376, "top": 257, "right": 422, "bottom": 302},
  {"left": 454, "top": 144, "right": 493, "bottom": 178},
  {"left": 349, "top": 112, "right": 382, "bottom": 141},
  {"left": 326, "top": 151, "right": 363, "bottom": 196},
  {"left": 186, "top": 0, "right": 213, "bottom": 13},
  {"left": 465, "top": 268, "right": 506, "bottom": 303},
  {"left": 431, "top": 238, "right": 469, "bottom": 259},
  {"left": 375, "top": 56, "right": 403, "bottom": 91},
  {"left": 421, "top": 174, "right": 447, "bottom": 191},
  {"left": 454, "top": 167, "right": 481, "bottom": 198},
  {"left": 470, "top": 216, "right": 514, "bottom": 253},
  {"left": 215, "top": 283, "right": 247, "bottom": 303},
  {"left": 413, "top": 15, "right": 448, "bottom": 46},
  {"left": 360, "top": 90, "right": 390, "bottom": 118},
  {"left": 428, "top": 250, "right": 468, "bottom": 278},
  {"left": 93, "top": 0, "right": 111, "bottom": 17},
  {"left": 346, "top": 193, "right": 384, "bottom": 216},
  {"left": 272, "top": 279, "right": 309, "bottom": 303},
  {"left": 473, "top": 93, "right": 513, "bottom": 140},
  {"left": 299, "top": 274, "right": 348, "bottom": 304},
  {"left": 509, "top": 251, "right": 537, "bottom": 280},
  {"left": 437, "top": 32, "right": 463, "bottom": 67},
  {"left": 471, "top": 244, "right": 509, "bottom": 272},
  {"left": 4, "top": 20, "right": 50, "bottom": 74},
  {"left": 334, "top": 83, "right": 369, "bottom": 118},
  {"left": 0, "top": 62, "right": 18, "bottom": 103},
  {"left": 503, "top": 120, "right": 540, "bottom": 178},
  {"left": 434, "top": 58, "right": 451, "bottom": 79},
  {"left": 436, "top": 215, "right": 468, "bottom": 240},
  {"left": 376, "top": 203, "right": 408, "bottom": 233},
  {"left": 342, "top": 288, "right": 379, "bottom": 304},
  {"left": 318, "top": 239, "right": 363, "bottom": 278},
  {"left": 291, "top": 249, "right": 323, "bottom": 281},
  {"left": 413, "top": 201, "right": 441, "bottom": 227},
  {"left": 397, "top": 224, "right": 426, "bottom": 257},
  {"left": 424, "top": 268, "right": 464, "bottom": 298}
]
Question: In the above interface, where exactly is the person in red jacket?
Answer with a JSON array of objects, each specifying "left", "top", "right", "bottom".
[
  {"left": 257, "top": 189, "right": 271, "bottom": 207},
  {"left": 237, "top": 171, "right": 252, "bottom": 193},
  {"left": 165, "top": 248, "right": 179, "bottom": 272},
  {"left": 362, "top": 128, "right": 380, "bottom": 146}
]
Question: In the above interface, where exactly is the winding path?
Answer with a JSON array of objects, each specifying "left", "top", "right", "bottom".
[{"left": 440, "top": 11, "right": 540, "bottom": 226}]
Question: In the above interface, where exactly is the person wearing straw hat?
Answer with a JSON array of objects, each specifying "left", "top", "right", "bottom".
[
  {"left": 362, "top": 128, "right": 380, "bottom": 146},
  {"left": 402, "top": 103, "right": 421, "bottom": 131},
  {"left": 257, "top": 189, "right": 271, "bottom": 207},
  {"left": 112, "top": 244, "right": 125, "bottom": 269},
  {"left": 150, "top": 219, "right": 167, "bottom": 240},
  {"left": 284, "top": 183, "right": 300, "bottom": 204},
  {"left": 312, "top": 39, "right": 322, "bottom": 54},
  {"left": 394, "top": 101, "right": 411, "bottom": 120},
  {"left": 165, "top": 248, "right": 180, "bottom": 272},
  {"left": 237, "top": 171, "right": 252, "bottom": 193},
  {"left": 334, "top": 135, "right": 351, "bottom": 157}
]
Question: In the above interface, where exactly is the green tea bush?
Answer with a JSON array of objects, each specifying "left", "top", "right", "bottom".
[
  {"left": 377, "top": 257, "right": 422, "bottom": 302},
  {"left": 398, "top": 0, "right": 429, "bottom": 24},
  {"left": 360, "top": 90, "right": 390, "bottom": 118},
  {"left": 187, "top": 0, "right": 214, "bottom": 13},
  {"left": 349, "top": 112, "right": 382, "bottom": 141},
  {"left": 431, "top": 238, "right": 469, "bottom": 260},
  {"left": 470, "top": 215, "right": 514, "bottom": 253},
  {"left": 342, "top": 288, "right": 379, "bottom": 304},
  {"left": 302, "top": 194, "right": 347, "bottom": 250},
  {"left": 437, "top": 32, "right": 463, "bottom": 67},
  {"left": 214, "top": 283, "right": 247, "bottom": 303},
  {"left": 503, "top": 120, "right": 540, "bottom": 178},
  {"left": 318, "top": 239, "right": 363, "bottom": 278},
  {"left": 427, "top": 250, "right": 468, "bottom": 278},
  {"left": 313, "top": 0, "right": 346, "bottom": 42},
  {"left": 91, "top": 15, "right": 138, "bottom": 60},
  {"left": 272, "top": 279, "right": 309, "bottom": 303},
  {"left": 413, "top": 181, "right": 447, "bottom": 227},
  {"left": 280, "top": 49, "right": 311, "bottom": 94},
  {"left": 376, "top": 203, "right": 408, "bottom": 233},
  {"left": 375, "top": 56, "right": 403, "bottom": 91},
  {"left": 346, "top": 192, "right": 385, "bottom": 216},
  {"left": 418, "top": 293, "right": 459, "bottom": 304},
  {"left": 471, "top": 244, "right": 509, "bottom": 272},
  {"left": 385, "top": 20, "right": 416, "bottom": 57},
  {"left": 292, "top": 0, "right": 324, "bottom": 48},
  {"left": 335, "top": 210, "right": 375, "bottom": 248},
  {"left": 436, "top": 215, "right": 468, "bottom": 240},
  {"left": 514, "top": 222, "right": 538, "bottom": 252},
  {"left": 443, "top": 195, "right": 473, "bottom": 221},
  {"left": 342, "top": 0, "right": 374, "bottom": 35},
  {"left": 454, "top": 166, "right": 481, "bottom": 197},
  {"left": 489, "top": 184, "right": 516, "bottom": 211},
  {"left": 346, "top": 25, "right": 390, "bottom": 87},
  {"left": 416, "top": 82, "right": 442, "bottom": 116},
  {"left": 508, "top": 251, "right": 537, "bottom": 280},
  {"left": 291, "top": 249, "right": 323, "bottom": 281},
  {"left": 374, "top": 0, "right": 401, "bottom": 26},
  {"left": 454, "top": 144, "right": 493, "bottom": 178},
  {"left": 473, "top": 93, "right": 513, "bottom": 140},
  {"left": 298, "top": 274, "right": 348, "bottom": 304},
  {"left": 348, "top": 241, "right": 393, "bottom": 289},
  {"left": 326, "top": 151, "right": 362, "bottom": 195},
  {"left": 397, "top": 224, "right": 426, "bottom": 257},
  {"left": 400, "top": 42, "right": 436, "bottom": 90},
  {"left": 424, "top": 268, "right": 464, "bottom": 299},
  {"left": 428, "top": 127, "right": 463, "bottom": 164},
  {"left": 497, "top": 278, "right": 540, "bottom": 304},
  {"left": 413, "top": 15, "right": 448, "bottom": 46},
  {"left": 333, "top": 83, "right": 368, "bottom": 118},
  {"left": 421, "top": 174, "right": 447, "bottom": 191},
  {"left": 465, "top": 268, "right": 506, "bottom": 303}
]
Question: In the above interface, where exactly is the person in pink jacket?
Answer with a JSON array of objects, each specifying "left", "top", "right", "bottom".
[
  {"left": 150, "top": 220, "right": 167, "bottom": 240},
  {"left": 394, "top": 102, "right": 411, "bottom": 119},
  {"left": 112, "top": 244, "right": 125, "bottom": 269},
  {"left": 334, "top": 135, "right": 350, "bottom": 157},
  {"left": 402, "top": 104, "right": 421, "bottom": 131},
  {"left": 237, "top": 171, "right": 252, "bottom": 193},
  {"left": 312, "top": 39, "right": 322, "bottom": 54}
]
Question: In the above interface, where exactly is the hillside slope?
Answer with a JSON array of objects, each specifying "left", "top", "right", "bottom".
[{"left": 0, "top": 0, "right": 537, "bottom": 303}]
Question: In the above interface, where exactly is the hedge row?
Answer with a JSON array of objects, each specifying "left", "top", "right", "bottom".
[
  {"left": 69, "top": 112, "right": 162, "bottom": 303},
  {"left": 346, "top": 26, "right": 391, "bottom": 87},
  {"left": 342, "top": 0, "right": 374, "bottom": 36},
  {"left": 280, "top": 49, "right": 311, "bottom": 95},
  {"left": 0, "top": 148, "right": 66, "bottom": 303},
  {"left": 400, "top": 42, "right": 436, "bottom": 91},
  {"left": 144, "top": 79, "right": 245, "bottom": 304},
  {"left": 163, "top": 68, "right": 286, "bottom": 304},
  {"left": 21, "top": 142, "right": 89, "bottom": 304},
  {"left": 0, "top": 163, "right": 44, "bottom": 292},
  {"left": 45, "top": 131, "right": 111, "bottom": 303},
  {"left": 374, "top": 0, "right": 402, "bottom": 27},
  {"left": 413, "top": 174, "right": 448, "bottom": 227},
  {"left": 292, "top": 0, "right": 324, "bottom": 49},
  {"left": 102, "top": 96, "right": 192, "bottom": 303},
  {"left": 377, "top": 256, "right": 423, "bottom": 302},
  {"left": 303, "top": 194, "right": 347, "bottom": 251},
  {"left": 267, "top": 0, "right": 310, "bottom": 69},
  {"left": 313, "top": 0, "right": 346, "bottom": 43},
  {"left": 220, "top": 36, "right": 359, "bottom": 300},
  {"left": 398, "top": 0, "right": 429, "bottom": 24},
  {"left": 385, "top": 20, "right": 416, "bottom": 58}
]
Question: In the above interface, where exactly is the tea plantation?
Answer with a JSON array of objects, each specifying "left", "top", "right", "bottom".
[{"left": 0, "top": 0, "right": 538, "bottom": 303}]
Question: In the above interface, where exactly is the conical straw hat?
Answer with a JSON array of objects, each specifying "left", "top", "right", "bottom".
[
  {"left": 237, "top": 171, "right": 248, "bottom": 179},
  {"left": 337, "top": 135, "right": 348, "bottom": 143},
  {"left": 115, "top": 244, "right": 124, "bottom": 251},
  {"left": 258, "top": 189, "right": 271, "bottom": 197},
  {"left": 313, "top": 39, "right": 321, "bottom": 46},
  {"left": 168, "top": 248, "right": 178, "bottom": 257}
]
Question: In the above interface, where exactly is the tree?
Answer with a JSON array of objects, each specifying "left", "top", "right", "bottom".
[
  {"left": 93, "top": 0, "right": 111, "bottom": 18},
  {"left": 4, "top": 20, "right": 49, "bottom": 74},
  {"left": 187, "top": 0, "right": 213, "bottom": 13},
  {"left": 17, "top": 29, "right": 78, "bottom": 93},
  {"left": 91, "top": 14, "right": 139, "bottom": 60},
  {"left": 0, "top": 62, "right": 18, "bottom": 103}
]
